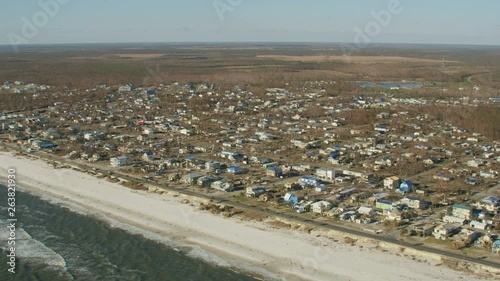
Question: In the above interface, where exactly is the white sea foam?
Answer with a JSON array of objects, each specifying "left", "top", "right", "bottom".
[
  {"left": 12, "top": 187, "right": 279, "bottom": 280},
  {"left": 0, "top": 224, "right": 67, "bottom": 269}
]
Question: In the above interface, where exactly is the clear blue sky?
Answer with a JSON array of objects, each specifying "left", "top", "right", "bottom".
[{"left": 1, "top": 0, "right": 499, "bottom": 45}]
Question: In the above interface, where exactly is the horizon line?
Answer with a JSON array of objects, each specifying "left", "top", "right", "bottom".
[{"left": 1, "top": 41, "right": 500, "bottom": 48}]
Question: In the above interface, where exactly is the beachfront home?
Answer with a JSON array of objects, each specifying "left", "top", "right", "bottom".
[
  {"left": 210, "top": 179, "right": 234, "bottom": 192},
  {"left": 183, "top": 172, "right": 203, "bottom": 184},
  {"left": 294, "top": 201, "right": 313, "bottom": 213},
  {"left": 433, "top": 224, "right": 459, "bottom": 240},
  {"left": 284, "top": 193, "right": 299, "bottom": 204},
  {"left": 492, "top": 240, "right": 500, "bottom": 254},
  {"left": 246, "top": 186, "right": 266, "bottom": 198},
  {"left": 110, "top": 156, "right": 130, "bottom": 167},
  {"left": 197, "top": 176, "right": 221, "bottom": 188},
  {"left": 412, "top": 224, "right": 435, "bottom": 237},
  {"left": 311, "top": 201, "right": 334, "bottom": 214}
]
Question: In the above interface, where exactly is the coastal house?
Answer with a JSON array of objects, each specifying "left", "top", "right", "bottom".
[
  {"left": 357, "top": 206, "right": 374, "bottom": 216},
  {"left": 246, "top": 186, "right": 266, "bottom": 198},
  {"left": 433, "top": 224, "right": 459, "bottom": 240},
  {"left": 384, "top": 209, "right": 402, "bottom": 221},
  {"left": 467, "top": 159, "right": 484, "bottom": 168},
  {"left": 479, "top": 197, "right": 499, "bottom": 212},
  {"left": 492, "top": 240, "right": 500, "bottom": 254},
  {"left": 376, "top": 200, "right": 393, "bottom": 211},
  {"left": 206, "top": 161, "right": 223, "bottom": 171},
  {"left": 283, "top": 193, "right": 298, "bottom": 204},
  {"left": 412, "top": 223, "right": 435, "bottom": 237},
  {"left": 311, "top": 200, "right": 334, "bottom": 214},
  {"left": 266, "top": 166, "right": 283, "bottom": 177},
  {"left": 197, "top": 176, "right": 221, "bottom": 188},
  {"left": 42, "top": 128, "right": 62, "bottom": 139},
  {"left": 299, "top": 176, "right": 320, "bottom": 187},
  {"left": 384, "top": 176, "right": 400, "bottom": 189},
  {"left": 142, "top": 151, "right": 154, "bottom": 161},
  {"left": 227, "top": 166, "right": 245, "bottom": 174},
  {"left": 398, "top": 180, "right": 413, "bottom": 194},
  {"left": 434, "top": 173, "right": 453, "bottom": 181},
  {"left": 315, "top": 168, "right": 336, "bottom": 181},
  {"left": 470, "top": 220, "right": 488, "bottom": 230},
  {"left": 183, "top": 172, "right": 203, "bottom": 184},
  {"left": 443, "top": 216, "right": 466, "bottom": 225},
  {"left": 119, "top": 84, "right": 134, "bottom": 92},
  {"left": 480, "top": 171, "right": 496, "bottom": 179},
  {"left": 294, "top": 201, "right": 313, "bottom": 213},
  {"left": 315, "top": 185, "right": 326, "bottom": 192},
  {"left": 210, "top": 179, "right": 234, "bottom": 192},
  {"left": 400, "top": 196, "right": 422, "bottom": 209},
  {"left": 452, "top": 204, "right": 472, "bottom": 220},
  {"left": 110, "top": 156, "right": 130, "bottom": 167}
]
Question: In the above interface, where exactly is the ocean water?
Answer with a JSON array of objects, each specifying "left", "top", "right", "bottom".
[
  {"left": 352, "top": 81, "right": 422, "bottom": 89},
  {"left": 0, "top": 185, "right": 260, "bottom": 281}
]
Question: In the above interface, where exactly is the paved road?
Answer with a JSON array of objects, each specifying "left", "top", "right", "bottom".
[
  {"left": 3, "top": 143, "right": 500, "bottom": 270},
  {"left": 473, "top": 182, "right": 500, "bottom": 200}
]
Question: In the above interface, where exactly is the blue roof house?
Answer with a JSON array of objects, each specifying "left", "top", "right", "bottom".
[
  {"left": 398, "top": 180, "right": 413, "bottom": 194},
  {"left": 493, "top": 240, "right": 500, "bottom": 254},
  {"left": 299, "top": 176, "right": 320, "bottom": 187},
  {"left": 227, "top": 166, "right": 245, "bottom": 174},
  {"left": 284, "top": 193, "right": 298, "bottom": 204}
]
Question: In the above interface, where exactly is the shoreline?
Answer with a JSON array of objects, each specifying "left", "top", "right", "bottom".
[{"left": 0, "top": 151, "right": 497, "bottom": 281}]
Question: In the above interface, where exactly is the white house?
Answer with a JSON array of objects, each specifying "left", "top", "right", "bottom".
[
  {"left": 470, "top": 220, "right": 488, "bottom": 230},
  {"left": 246, "top": 186, "right": 266, "bottom": 198},
  {"left": 383, "top": 176, "right": 400, "bottom": 189},
  {"left": 357, "top": 206, "right": 374, "bottom": 216},
  {"left": 443, "top": 215, "right": 465, "bottom": 225},
  {"left": 433, "top": 224, "right": 458, "bottom": 240},
  {"left": 142, "top": 151, "right": 154, "bottom": 161},
  {"left": 119, "top": 84, "right": 134, "bottom": 92},
  {"left": 400, "top": 196, "right": 422, "bottom": 209},
  {"left": 110, "top": 156, "right": 130, "bottom": 167},
  {"left": 311, "top": 201, "right": 334, "bottom": 214},
  {"left": 315, "top": 168, "right": 336, "bottom": 181},
  {"left": 467, "top": 159, "right": 484, "bottom": 168}
]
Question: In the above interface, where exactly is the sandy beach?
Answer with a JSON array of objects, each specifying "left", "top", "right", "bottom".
[{"left": 0, "top": 151, "right": 494, "bottom": 281}]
